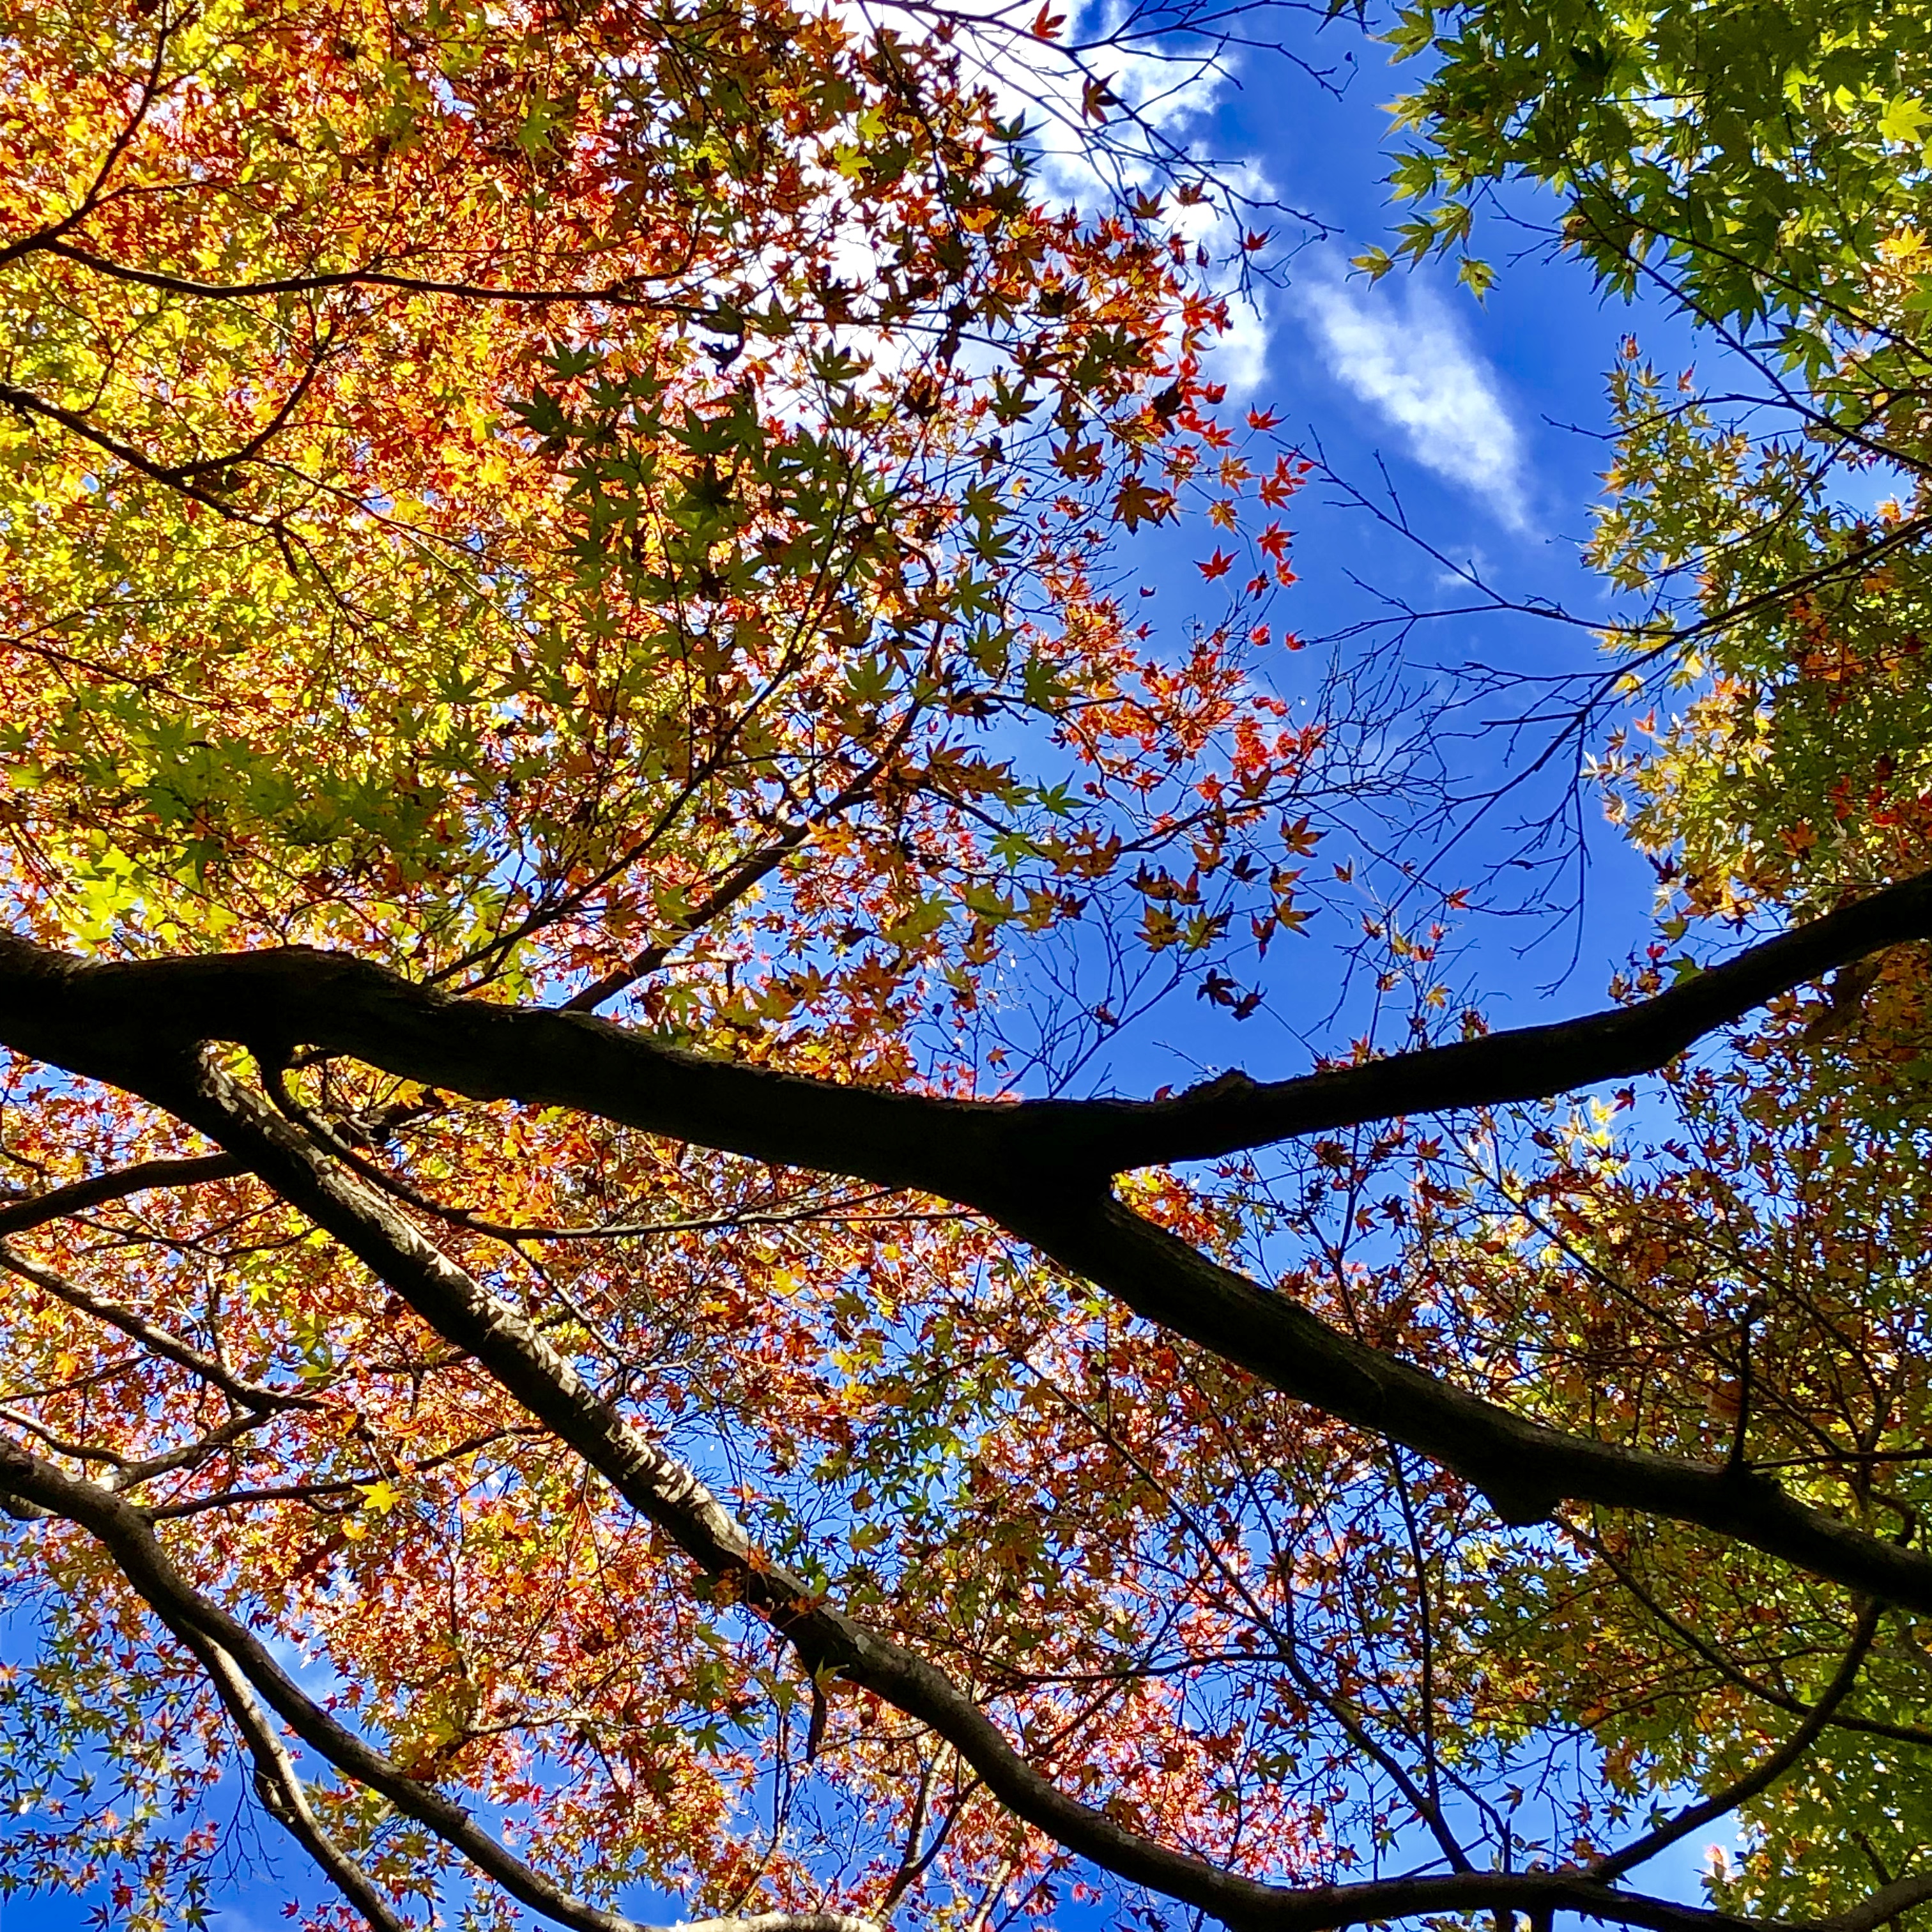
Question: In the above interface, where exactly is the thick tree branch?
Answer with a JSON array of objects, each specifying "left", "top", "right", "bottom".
[
  {"left": 1014, "top": 1196, "right": 1932, "bottom": 1609},
  {"left": 0, "top": 874, "right": 1928, "bottom": 1198},
  {"left": 0, "top": 1153, "right": 241, "bottom": 1235},
  {"left": 152, "top": 1055, "right": 1315, "bottom": 1929},
  {"left": 1, "top": 1414, "right": 1907, "bottom": 1932},
  {"left": 0, "top": 891, "right": 1930, "bottom": 1614},
  {"left": 4, "top": 1439, "right": 1012, "bottom": 1932},
  {"left": 107, "top": 1056, "right": 1924, "bottom": 1932},
  {"left": 0, "top": 1064, "right": 1919, "bottom": 1932},
  {"left": 0, "top": 1438, "right": 655, "bottom": 1932},
  {"left": 195, "top": 1639, "right": 413, "bottom": 1932}
]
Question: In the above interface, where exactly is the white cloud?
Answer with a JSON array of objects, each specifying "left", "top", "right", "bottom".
[
  {"left": 1298, "top": 272, "right": 1530, "bottom": 528},
  {"left": 1208, "top": 291, "right": 1270, "bottom": 399},
  {"left": 756, "top": 0, "right": 1279, "bottom": 427},
  {"left": 832, "top": 0, "right": 1277, "bottom": 395},
  {"left": 1008, "top": 9, "right": 1278, "bottom": 397},
  {"left": 947, "top": 0, "right": 1232, "bottom": 206}
]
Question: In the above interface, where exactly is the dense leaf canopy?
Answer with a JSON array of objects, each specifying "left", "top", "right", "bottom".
[{"left": 5, "top": 1, "right": 1932, "bottom": 1930}]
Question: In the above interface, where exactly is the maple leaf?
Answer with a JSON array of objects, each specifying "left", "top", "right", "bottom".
[{"left": 1114, "top": 475, "right": 1176, "bottom": 531}]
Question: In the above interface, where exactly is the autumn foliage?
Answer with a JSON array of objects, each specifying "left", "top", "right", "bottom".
[{"left": 7, "top": 1, "right": 1932, "bottom": 1931}]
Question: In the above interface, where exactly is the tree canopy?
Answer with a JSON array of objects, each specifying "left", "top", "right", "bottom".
[{"left": 5, "top": 1, "right": 1932, "bottom": 1930}]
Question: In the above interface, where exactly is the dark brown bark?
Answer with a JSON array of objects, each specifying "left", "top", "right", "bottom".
[
  {"left": 0, "top": 868, "right": 1927, "bottom": 1199},
  {"left": 0, "top": 1067, "right": 1899, "bottom": 1932},
  {"left": 0, "top": 884, "right": 1928, "bottom": 1609}
]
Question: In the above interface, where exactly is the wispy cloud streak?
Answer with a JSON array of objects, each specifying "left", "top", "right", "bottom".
[{"left": 1298, "top": 273, "right": 1529, "bottom": 528}]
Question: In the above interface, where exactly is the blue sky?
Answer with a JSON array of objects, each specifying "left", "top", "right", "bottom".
[
  {"left": 988, "top": 0, "right": 1705, "bottom": 1100},
  {"left": 0, "top": 10, "right": 1755, "bottom": 1929}
]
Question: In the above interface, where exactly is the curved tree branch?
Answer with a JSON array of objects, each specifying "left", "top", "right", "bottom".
[
  {"left": 1008, "top": 1195, "right": 1932, "bottom": 1603},
  {"left": 0, "top": 1436, "right": 652, "bottom": 1932},
  {"left": 9, "top": 1054, "right": 1903, "bottom": 1932},
  {"left": 0, "top": 871, "right": 1927, "bottom": 1197},
  {"left": 3, "top": 1415, "right": 1913, "bottom": 1932},
  {"left": 0, "top": 889, "right": 1928, "bottom": 1614},
  {"left": 1590, "top": 1600, "right": 1880, "bottom": 1882},
  {"left": 0, "top": 1153, "right": 241, "bottom": 1236},
  {"left": 195, "top": 1639, "right": 413, "bottom": 1932}
]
